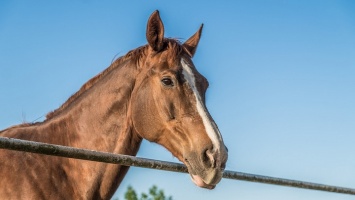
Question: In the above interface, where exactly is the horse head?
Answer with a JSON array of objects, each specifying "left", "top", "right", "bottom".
[{"left": 130, "top": 11, "right": 228, "bottom": 189}]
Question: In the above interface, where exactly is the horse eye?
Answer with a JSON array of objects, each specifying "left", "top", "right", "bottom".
[{"left": 161, "top": 78, "right": 174, "bottom": 87}]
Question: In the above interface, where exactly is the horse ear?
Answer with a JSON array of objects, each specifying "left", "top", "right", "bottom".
[
  {"left": 146, "top": 10, "right": 165, "bottom": 52},
  {"left": 183, "top": 24, "right": 203, "bottom": 57}
]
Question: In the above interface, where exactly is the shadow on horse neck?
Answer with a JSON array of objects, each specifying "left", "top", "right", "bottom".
[{"left": 0, "top": 10, "right": 228, "bottom": 200}]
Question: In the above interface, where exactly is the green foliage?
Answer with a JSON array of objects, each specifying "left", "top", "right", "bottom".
[
  {"left": 115, "top": 185, "right": 173, "bottom": 200},
  {"left": 124, "top": 186, "right": 138, "bottom": 200}
]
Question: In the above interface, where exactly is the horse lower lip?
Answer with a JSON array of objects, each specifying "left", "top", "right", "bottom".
[{"left": 191, "top": 174, "right": 216, "bottom": 190}]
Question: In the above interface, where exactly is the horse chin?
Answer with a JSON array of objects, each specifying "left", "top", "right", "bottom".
[{"left": 190, "top": 174, "right": 216, "bottom": 190}]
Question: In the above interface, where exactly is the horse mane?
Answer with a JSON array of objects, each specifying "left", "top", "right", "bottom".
[{"left": 46, "top": 38, "right": 184, "bottom": 120}]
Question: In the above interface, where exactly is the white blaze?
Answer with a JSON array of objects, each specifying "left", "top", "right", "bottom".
[{"left": 181, "top": 59, "right": 223, "bottom": 151}]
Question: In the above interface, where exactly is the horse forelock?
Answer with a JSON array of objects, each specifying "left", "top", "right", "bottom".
[{"left": 46, "top": 39, "right": 186, "bottom": 120}]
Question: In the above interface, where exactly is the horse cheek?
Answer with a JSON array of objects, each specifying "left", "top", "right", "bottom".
[{"left": 131, "top": 86, "right": 162, "bottom": 142}]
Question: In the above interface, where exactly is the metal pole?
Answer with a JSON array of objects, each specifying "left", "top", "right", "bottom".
[{"left": 0, "top": 137, "right": 354, "bottom": 195}]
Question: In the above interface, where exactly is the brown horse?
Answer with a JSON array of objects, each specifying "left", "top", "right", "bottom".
[{"left": 0, "top": 10, "right": 228, "bottom": 199}]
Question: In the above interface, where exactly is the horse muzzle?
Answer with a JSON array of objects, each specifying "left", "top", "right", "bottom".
[{"left": 184, "top": 147, "right": 228, "bottom": 189}]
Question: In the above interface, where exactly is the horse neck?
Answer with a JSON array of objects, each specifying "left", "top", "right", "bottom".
[
  {"left": 38, "top": 60, "right": 142, "bottom": 199},
  {"left": 41, "top": 61, "right": 138, "bottom": 147}
]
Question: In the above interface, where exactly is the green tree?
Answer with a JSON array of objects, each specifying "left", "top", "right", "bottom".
[
  {"left": 124, "top": 186, "right": 139, "bottom": 200},
  {"left": 115, "top": 185, "right": 173, "bottom": 200}
]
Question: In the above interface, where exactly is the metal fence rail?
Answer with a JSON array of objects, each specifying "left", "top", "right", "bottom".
[{"left": 0, "top": 137, "right": 354, "bottom": 195}]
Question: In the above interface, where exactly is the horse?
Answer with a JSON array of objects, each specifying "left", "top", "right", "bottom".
[{"left": 0, "top": 10, "right": 228, "bottom": 200}]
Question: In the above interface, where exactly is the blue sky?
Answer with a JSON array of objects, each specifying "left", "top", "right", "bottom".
[{"left": 1, "top": 1, "right": 354, "bottom": 199}]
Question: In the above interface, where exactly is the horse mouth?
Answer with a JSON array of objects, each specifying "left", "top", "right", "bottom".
[
  {"left": 190, "top": 174, "right": 216, "bottom": 189},
  {"left": 184, "top": 158, "right": 223, "bottom": 190}
]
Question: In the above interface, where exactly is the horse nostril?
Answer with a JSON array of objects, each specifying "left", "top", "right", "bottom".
[
  {"left": 205, "top": 148, "right": 216, "bottom": 168},
  {"left": 221, "top": 162, "right": 226, "bottom": 171}
]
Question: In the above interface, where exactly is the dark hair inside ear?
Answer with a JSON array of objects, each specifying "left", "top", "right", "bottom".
[{"left": 146, "top": 10, "right": 165, "bottom": 52}]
